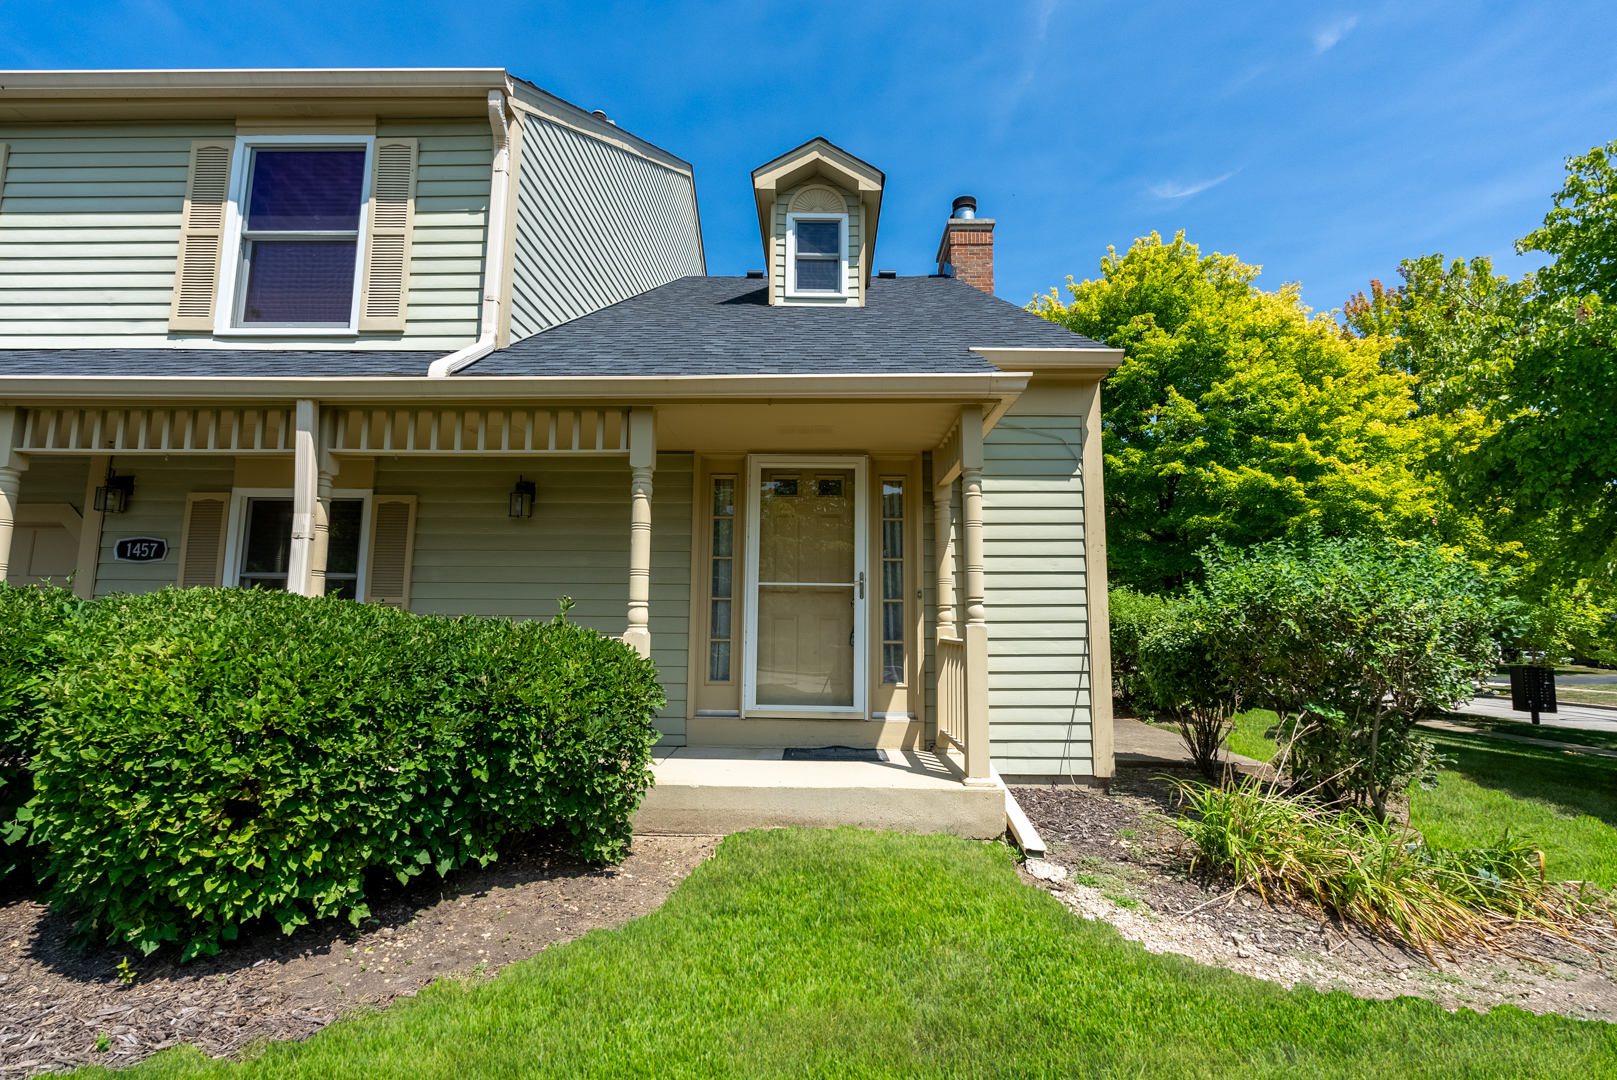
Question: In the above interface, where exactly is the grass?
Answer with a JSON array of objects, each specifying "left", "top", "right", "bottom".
[
  {"left": 1227, "top": 708, "right": 1282, "bottom": 761},
  {"left": 1411, "top": 731, "right": 1617, "bottom": 889},
  {"left": 1436, "top": 716, "right": 1617, "bottom": 753},
  {"left": 73, "top": 829, "right": 1615, "bottom": 1080}
]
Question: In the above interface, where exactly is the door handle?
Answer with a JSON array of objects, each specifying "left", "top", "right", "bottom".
[{"left": 857, "top": 572, "right": 865, "bottom": 599}]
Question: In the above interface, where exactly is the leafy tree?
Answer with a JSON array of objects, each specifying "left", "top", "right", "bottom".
[
  {"left": 1032, "top": 232, "right": 1440, "bottom": 592},
  {"left": 1483, "top": 142, "right": 1617, "bottom": 573}
]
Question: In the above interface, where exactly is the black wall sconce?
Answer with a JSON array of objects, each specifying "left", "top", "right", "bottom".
[
  {"left": 94, "top": 468, "right": 134, "bottom": 514},
  {"left": 509, "top": 477, "right": 536, "bottom": 518}
]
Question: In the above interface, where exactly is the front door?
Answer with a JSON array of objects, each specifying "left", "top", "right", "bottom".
[{"left": 743, "top": 455, "right": 868, "bottom": 717}]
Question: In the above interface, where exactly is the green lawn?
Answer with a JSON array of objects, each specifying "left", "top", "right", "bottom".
[
  {"left": 77, "top": 829, "right": 1613, "bottom": 1080},
  {"left": 1228, "top": 708, "right": 1282, "bottom": 761},
  {"left": 1411, "top": 730, "right": 1617, "bottom": 888},
  {"left": 1439, "top": 716, "right": 1617, "bottom": 753}
]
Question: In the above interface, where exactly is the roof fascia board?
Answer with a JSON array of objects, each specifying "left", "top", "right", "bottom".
[
  {"left": 0, "top": 371, "right": 1031, "bottom": 405},
  {"left": 970, "top": 346, "right": 1125, "bottom": 372},
  {"left": 0, "top": 68, "right": 514, "bottom": 96},
  {"left": 506, "top": 95, "right": 692, "bottom": 177}
]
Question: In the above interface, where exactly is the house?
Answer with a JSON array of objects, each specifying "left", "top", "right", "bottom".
[{"left": 0, "top": 69, "right": 1120, "bottom": 839}]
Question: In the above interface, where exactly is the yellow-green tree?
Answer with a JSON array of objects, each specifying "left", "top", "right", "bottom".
[{"left": 1032, "top": 231, "right": 1440, "bottom": 593}]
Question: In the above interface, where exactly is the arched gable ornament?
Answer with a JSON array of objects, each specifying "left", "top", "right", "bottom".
[{"left": 789, "top": 186, "right": 848, "bottom": 214}]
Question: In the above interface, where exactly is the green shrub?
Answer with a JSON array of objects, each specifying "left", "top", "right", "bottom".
[
  {"left": 1106, "top": 585, "right": 1179, "bottom": 706},
  {"left": 0, "top": 583, "right": 85, "bottom": 882},
  {"left": 23, "top": 588, "right": 662, "bottom": 960},
  {"left": 1135, "top": 605, "right": 1241, "bottom": 778},
  {"left": 1174, "top": 534, "right": 1508, "bottom": 817}
]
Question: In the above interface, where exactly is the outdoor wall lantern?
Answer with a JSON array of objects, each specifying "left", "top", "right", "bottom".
[
  {"left": 509, "top": 477, "right": 536, "bottom": 519},
  {"left": 94, "top": 469, "right": 134, "bottom": 514}
]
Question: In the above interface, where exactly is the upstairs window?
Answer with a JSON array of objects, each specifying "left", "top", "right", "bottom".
[
  {"left": 237, "top": 148, "right": 367, "bottom": 327},
  {"left": 786, "top": 213, "right": 847, "bottom": 297}
]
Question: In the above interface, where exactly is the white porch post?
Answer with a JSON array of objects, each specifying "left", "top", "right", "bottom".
[
  {"left": 0, "top": 409, "right": 28, "bottom": 585},
  {"left": 309, "top": 408, "right": 340, "bottom": 598},
  {"left": 73, "top": 454, "right": 109, "bottom": 600},
  {"left": 624, "top": 408, "right": 656, "bottom": 658},
  {"left": 933, "top": 475, "right": 956, "bottom": 641},
  {"left": 287, "top": 400, "right": 320, "bottom": 597},
  {"left": 959, "top": 405, "right": 994, "bottom": 786}
]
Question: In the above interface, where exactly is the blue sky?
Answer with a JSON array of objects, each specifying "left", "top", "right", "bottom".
[{"left": 5, "top": 1, "right": 1616, "bottom": 315}]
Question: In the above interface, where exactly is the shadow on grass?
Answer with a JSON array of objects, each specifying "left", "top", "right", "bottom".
[{"left": 1421, "top": 731, "right": 1617, "bottom": 829}]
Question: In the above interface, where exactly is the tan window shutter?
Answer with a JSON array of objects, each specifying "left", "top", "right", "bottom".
[
  {"left": 168, "top": 140, "right": 236, "bottom": 332},
  {"left": 358, "top": 138, "right": 419, "bottom": 332},
  {"left": 0, "top": 143, "right": 9, "bottom": 200},
  {"left": 176, "top": 493, "right": 231, "bottom": 588},
  {"left": 365, "top": 495, "right": 417, "bottom": 608}
]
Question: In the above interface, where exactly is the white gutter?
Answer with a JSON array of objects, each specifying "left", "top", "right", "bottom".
[{"left": 429, "top": 89, "right": 513, "bottom": 378}]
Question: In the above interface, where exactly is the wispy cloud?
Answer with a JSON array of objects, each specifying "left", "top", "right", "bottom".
[
  {"left": 1149, "top": 171, "right": 1238, "bottom": 200},
  {"left": 1312, "top": 15, "right": 1359, "bottom": 53}
]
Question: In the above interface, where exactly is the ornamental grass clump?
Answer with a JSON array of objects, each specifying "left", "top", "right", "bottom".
[
  {"left": 19, "top": 587, "right": 663, "bottom": 961},
  {"left": 1172, "top": 778, "right": 1615, "bottom": 960}
]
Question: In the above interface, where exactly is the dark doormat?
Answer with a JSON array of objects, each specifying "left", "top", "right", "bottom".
[{"left": 783, "top": 745, "right": 890, "bottom": 762}]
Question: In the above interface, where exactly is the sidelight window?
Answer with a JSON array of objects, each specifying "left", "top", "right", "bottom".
[
  {"left": 881, "top": 479, "right": 905, "bottom": 684},
  {"left": 709, "top": 477, "right": 736, "bottom": 682}
]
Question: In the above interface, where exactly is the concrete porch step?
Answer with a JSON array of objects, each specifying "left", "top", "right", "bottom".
[{"left": 635, "top": 747, "right": 1008, "bottom": 839}]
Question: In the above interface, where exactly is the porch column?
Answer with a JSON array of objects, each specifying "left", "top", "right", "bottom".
[
  {"left": 73, "top": 454, "right": 110, "bottom": 600},
  {"left": 960, "top": 405, "right": 994, "bottom": 786},
  {"left": 308, "top": 409, "right": 339, "bottom": 598},
  {"left": 624, "top": 408, "right": 656, "bottom": 658},
  {"left": 0, "top": 409, "right": 27, "bottom": 585},
  {"left": 933, "top": 477, "right": 956, "bottom": 641},
  {"left": 287, "top": 400, "right": 320, "bottom": 597}
]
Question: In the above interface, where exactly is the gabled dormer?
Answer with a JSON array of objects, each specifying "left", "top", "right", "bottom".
[{"left": 750, "top": 138, "right": 884, "bottom": 307}]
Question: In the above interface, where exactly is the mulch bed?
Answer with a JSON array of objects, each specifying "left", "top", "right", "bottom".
[
  {"left": 1013, "top": 767, "right": 1617, "bottom": 1021},
  {"left": 0, "top": 834, "right": 717, "bottom": 1076}
]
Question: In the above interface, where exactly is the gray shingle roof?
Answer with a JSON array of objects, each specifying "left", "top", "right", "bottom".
[
  {"left": 462, "top": 275, "right": 1104, "bottom": 376},
  {"left": 0, "top": 350, "right": 440, "bottom": 378},
  {"left": 0, "top": 277, "right": 1104, "bottom": 380}
]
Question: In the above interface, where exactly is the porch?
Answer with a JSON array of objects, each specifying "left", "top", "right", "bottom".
[{"left": 0, "top": 377, "right": 1107, "bottom": 815}]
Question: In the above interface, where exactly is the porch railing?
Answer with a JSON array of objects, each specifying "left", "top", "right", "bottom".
[{"left": 935, "top": 635, "right": 967, "bottom": 755}]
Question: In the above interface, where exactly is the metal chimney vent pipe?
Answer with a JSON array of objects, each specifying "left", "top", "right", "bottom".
[{"left": 951, "top": 195, "right": 977, "bottom": 219}]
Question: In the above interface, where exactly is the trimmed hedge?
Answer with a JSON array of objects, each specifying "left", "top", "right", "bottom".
[
  {"left": 7, "top": 586, "right": 662, "bottom": 961},
  {"left": 0, "top": 584, "right": 85, "bottom": 881}
]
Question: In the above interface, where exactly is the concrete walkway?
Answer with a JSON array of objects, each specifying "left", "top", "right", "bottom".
[
  {"left": 1113, "top": 716, "right": 1269, "bottom": 773},
  {"left": 1453, "top": 695, "right": 1617, "bottom": 733}
]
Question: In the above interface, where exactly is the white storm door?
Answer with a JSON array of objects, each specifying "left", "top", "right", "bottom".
[{"left": 742, "top": 455, "right": 869, "bottom": 718}]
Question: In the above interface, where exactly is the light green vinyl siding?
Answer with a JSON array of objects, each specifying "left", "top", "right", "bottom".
[
  {"left": 378, "top": 453, "right": 693, "bottom": 733},
  {"left": 772, "top": 182, "right": 862, "bottom": 306},
  {"left": 0, "top": 120, "right": 488, "bottom": 350},
  {"left": 508, "top": 115, "right": 703, "bottom": 341},
  {"left": 981, "top": 415, "right": 1096, "bottom": 777},
  {"left": 17, "top": 457, "right": 89, "bottom": 509},
  {"left": 91, "top": 455, "right": 234, "bottom": 597}
]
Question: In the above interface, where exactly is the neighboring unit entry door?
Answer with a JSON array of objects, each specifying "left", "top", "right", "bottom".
[{"left": 742, "top": 455, "right": 869, "bottom": 718}]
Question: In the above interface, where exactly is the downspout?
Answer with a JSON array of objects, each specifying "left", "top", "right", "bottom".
[{"left": 429, "top": 90, "right": 513, "bottom": 378}]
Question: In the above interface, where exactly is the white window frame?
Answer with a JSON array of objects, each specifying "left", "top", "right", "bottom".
[
  {"left": 214, "top": 134, "right": 376, "bottom": 337},
  {"left": 784, "top": 212, "right": 848, "bottom": 298},
  {"left": 222, "top": 488, "right": 373, "bottom": 595},
  {"left": 741, "top": 454, "right": 869, "bottom": 719}
]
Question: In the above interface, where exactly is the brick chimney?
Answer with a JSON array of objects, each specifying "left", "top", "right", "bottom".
[{"left": 936, "top": 195, "right": 994, "bottom": 294}]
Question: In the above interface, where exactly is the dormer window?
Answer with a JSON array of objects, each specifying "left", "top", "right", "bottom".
[{"left": 786, "top": 213, "right": 847, "bottom": 297}]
